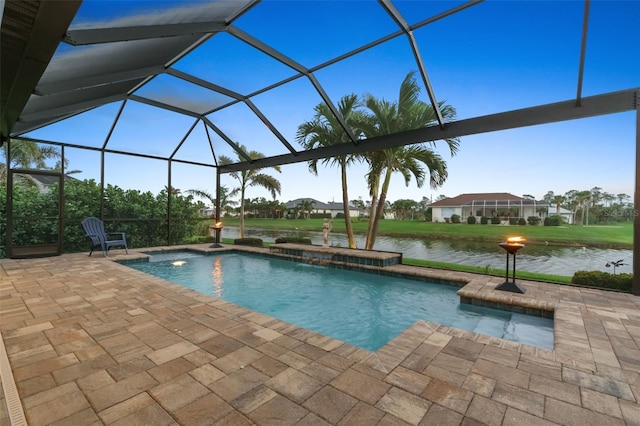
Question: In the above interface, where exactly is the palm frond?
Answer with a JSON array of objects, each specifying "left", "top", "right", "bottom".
[
  {"left": 185, "top": 188, "right": 215, "bottom": 204},
  {"left": 249, "top": 173, "right": 281, "bottom": 199}
]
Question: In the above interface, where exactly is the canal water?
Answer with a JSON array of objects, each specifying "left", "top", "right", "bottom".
[{"left": 221, "top": 226, "right": 633, "bottom": 277}]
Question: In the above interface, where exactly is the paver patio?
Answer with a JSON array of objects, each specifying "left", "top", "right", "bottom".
[{"left": 1, "top": 244, "right": 639, "bottom": 425}]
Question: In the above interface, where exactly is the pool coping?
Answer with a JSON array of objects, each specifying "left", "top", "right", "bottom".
[
  {"left": 1, "top": 243, "right": 639, "bottom": 425},
  {"left": 113, "top": 244, "right": 624, "bottom": 367},
  {"left": 120, "top": 245, "right": 555, "bottom": 351}
]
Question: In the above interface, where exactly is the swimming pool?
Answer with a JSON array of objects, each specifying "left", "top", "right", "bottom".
[{"left": 125, "top": 251, "right": 554, "bottom": 351}]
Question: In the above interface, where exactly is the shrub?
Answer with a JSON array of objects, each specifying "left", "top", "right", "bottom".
[
  {"left": 334, "top": 212, "right": 345, "bottom": 219},
  {"left": 451, "top": 214, "right": 460, "bottom": 223},
  {"left": 518, "top": 218, "right": 527, "bottom": 225},
  {"left": 275, "top": 237, "right": 312, "bottom": 245},
  {"left": 194, "top": 220, "right": 212, "bottom": 236},
  {"left": 310, "top": 213, "right": 331, "bottom": 219},
  {"left": 509, "top": 218, "right": 518, "bottom": 225},
  {"left": 234, "top": 237, "right": 263, "bottom": 247},
  {"left": 571, "top": 270, "right": 633, "bottom": 292},
  {"left": 425, "top": 207, "right": 432, "bottom": 222},
  {"left": 467, "top": 216, "right": 476, "bottom": 224},
  {"left": 527, "top": 216, "right": 541, "bottom": 225},
  {"left": 490, "top": 216, "right": 501, "bottom": 225},
  {"left": 480, "top": 216, "right": 488, "bottom": 225},
  {"left": 185, "top": 235, "right": 214, "bottom": 244},
  {"left": 544, "top": 215, "right": 563, "bottom": 226}
]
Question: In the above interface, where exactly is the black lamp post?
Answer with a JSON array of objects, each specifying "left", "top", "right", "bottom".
[
  {"left": 495, "top": 236, "right": 526, "bottom": 293},
  {"left": 211, "top": 168, "right": 223, "bottom": 249},
  {"left": 210, "top": 222, "right": 223, "bottom": 248}
]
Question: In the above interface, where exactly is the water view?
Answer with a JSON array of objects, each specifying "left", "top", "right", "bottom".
[{"left": 221, "top": 226, "right": 633, "bottom": 277}]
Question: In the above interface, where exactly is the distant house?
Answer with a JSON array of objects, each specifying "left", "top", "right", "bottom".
[
  {"left": 21, "top": 173, "right": 76, "bottom": 194},
  {"left": 429, "top": 192, "right": 548, "bottom": 223},
  {"left": 285, "top": 198, "right": 359, "bottom": 218},
  {"left": 198, "top": 205, "right": 215, "bottom": 217},
  {"left": 547, "top": 205, "right": 574, "bottom": 225}
]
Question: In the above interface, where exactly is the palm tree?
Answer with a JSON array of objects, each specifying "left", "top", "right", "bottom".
[
  {"left": 296, "top": 94, "right": 368, "bottom": 248},
  {"left": 603, "top": 192, "right": 615, "bottom": 207},
  {"left": 564, "top": 190, "right": 580, "bottom": 224},
  {"left": 1, "top": 139, "right": 62, "bottom": 187},
  {"left": 362, "top": 71, "right": 460, "bottom": 249},
  {"left": 536, "top": 206, "right": 548, "bottom": 218},
  {"left": 185, "top": 186, "right": 238, "bottom": 217},
  {"left": 590, "top": 187, "right": 602, "bottom": 207},
  {"left": 576, "top": 190, "right": 591, "bottom": 225},
  {"left": 269, "top": 199, "right": 286, "bottom": 219},
  {"left": 552, "top": 195, "right": 565, "bottom": 217},
  {"left": 616, "top": 193, "right": 630, "bottom": 206},
  {"left": 220, "top": 145, "right": 281, "bottom": 238},
  {"left": 366, "top": 146, "right": 449, "bottom": 248},
  {"left": 296, "top": 199, "right": 315, "bottom": 219},
  {"left": 542, "top": 191, "right": 555, "bottom": 206}
]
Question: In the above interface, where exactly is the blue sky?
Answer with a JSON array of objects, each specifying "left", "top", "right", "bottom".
[{"left": 26, "top": 0, "right": 639, "bottom": 205}]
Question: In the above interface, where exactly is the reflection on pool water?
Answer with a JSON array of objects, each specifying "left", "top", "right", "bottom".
[{"left": 125, "top": 251, "right": 554, "bottom": 351}]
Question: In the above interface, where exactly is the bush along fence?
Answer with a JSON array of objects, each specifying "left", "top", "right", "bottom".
[{"left": 1, "top": 179, "right": 202, "bottom": 258}]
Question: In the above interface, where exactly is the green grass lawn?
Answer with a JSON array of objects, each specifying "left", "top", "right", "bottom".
[
  {"left": 214, "top": 218, "right": 632, "bottom": 285},
  {"left": 217, "top": 217, "right": 633, "bottom": 248}
]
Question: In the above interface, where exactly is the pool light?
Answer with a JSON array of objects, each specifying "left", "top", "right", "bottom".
[
  {"left": 172, "top": 260, "right": 187, "bottom": 267},
  {"left": 496, "top": 236, "right": 526, "bottom": 293}
]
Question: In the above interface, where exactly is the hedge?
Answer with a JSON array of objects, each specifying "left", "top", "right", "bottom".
[
  {"left": 310, "top": 213, "right": 332, "bottom": 219},
  {"left": 544, "top": 215, "right": 563, "bottom": 226},
  {"left": 233, "top": 238, "right": 264, "bottom": 247},
  {"left": 527, "top": 216, "right": 541, "bottom": 225},
  {"left": 275, "top": 237, "right": 312, "bottom": 244},
  {"left": 571, "top": 270, "right": 633, "bottom": 292}
]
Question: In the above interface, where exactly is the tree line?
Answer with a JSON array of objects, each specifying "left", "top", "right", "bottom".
[
  {"left": 211, "top": 187, "right": 635, "bottom": 225},
  {"left": 541, "top": 188, "right": 634, "bottom": 224},
  {"left": 1, "top": 141, "right": 632, "bottom": 259}
]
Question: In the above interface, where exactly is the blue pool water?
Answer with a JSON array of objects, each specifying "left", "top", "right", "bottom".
[{"left": 125, "top": 251, "right": 554, "bottom": 351}]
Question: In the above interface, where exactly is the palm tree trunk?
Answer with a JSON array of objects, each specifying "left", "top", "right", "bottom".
[
  {"left": 365, "top": 193, "right": 378, "bottom": 249},
  {"left": 365, "top": 170, "right": 381, "bottom": 250},
  {"left": 340, "top": 163, "right": 356, "bottom": 249},
  {"left": 367, "top": 169, "right": 392, "bottom": 250},
  {"left": 239, "top": 187, "right": 245, "bottom": 238}
]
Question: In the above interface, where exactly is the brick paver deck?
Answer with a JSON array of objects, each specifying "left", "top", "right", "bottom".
[{"left": 1, "top": 245, "right": 639, "bottom": 425}]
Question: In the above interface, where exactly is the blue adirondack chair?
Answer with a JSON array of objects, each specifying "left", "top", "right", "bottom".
[{"left": 81, "top": 217, "right": 129, "bottom": 257}]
